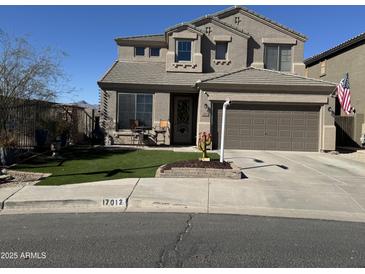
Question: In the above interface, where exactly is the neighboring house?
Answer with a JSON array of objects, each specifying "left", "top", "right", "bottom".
[
  {"left": 305, "top": 33, "right": 365, "bottom": 148},
  {"left": 98, "top": 6, "right": 336, "bottom": 152}
]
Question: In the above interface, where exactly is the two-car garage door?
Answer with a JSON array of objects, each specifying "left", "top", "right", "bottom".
[{"left": 213, "top": 104, "right": 320, "bottom": 152}]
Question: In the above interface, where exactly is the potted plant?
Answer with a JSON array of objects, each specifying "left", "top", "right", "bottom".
[{"left": 0, "top": 134, "right": 17, "bottom": 167}]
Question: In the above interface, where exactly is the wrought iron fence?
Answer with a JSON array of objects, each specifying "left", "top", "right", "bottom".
[{"left": 0, "top": 101, "right": 97, "bottom": 149}]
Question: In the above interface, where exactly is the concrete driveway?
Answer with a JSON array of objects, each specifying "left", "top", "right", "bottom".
[{"left": 212, "top": 150, "right": 365, "bottom": 220}]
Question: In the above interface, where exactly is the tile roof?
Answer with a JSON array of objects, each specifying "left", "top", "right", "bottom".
[
  {"left": 98, "top": 61, "right": 226, "bottom": 87},
  {"left": 115, "top": 34, "right": 166, "bottom": 43},
  {"left": 98, "top": 62, "right": 336, "bottom": 89},
  {"left": 201, "top": 67, "right": 336, "bottom": 87},
  {"left": 304, "top": 32, "right": 365, "bottom": 66}
]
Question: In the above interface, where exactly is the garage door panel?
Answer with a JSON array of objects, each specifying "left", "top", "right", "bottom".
[
  {"left": 292, "top": 130, "right": 306, "bottom": 138},
  {"left": 266, "top": 129, "right": 278, "bottom": 137},
  {"left": 240, "top": 118, "right": 252, "bottom": 125},
  {"left": 215, "top": 104, "right": 319, "bottom": 152},
  {"left": 292, "top": 142, "right": 305, "bottom": 151},
  {"left": 239, "top": 128, "right": 251, "bottom": 136},
  {"left": 279, "top": 119, "right": 291, "bottom": 127},
  {"left": 253, "top": 129, "right": 265, "bottom": 137},
  {"left": 278, "top": 142, "right": 291, "bottom": 150},
  {"left": 227, "top": 128, "right": 240, "bottom": 136},
  {"left": 306, "top": 131, "right": 318, "bottom": 138},
  {"left": 265, "top": 142, "right": 277, "bottom": 150},
  {"left": 305, "top": 143, "right": 318, "bottom": 151},
  {"left": 279, "top": 130, "right": 290, "bottom": 137},
  {"left": 253, "top": 118, "right": 265, "bottom": 125}
]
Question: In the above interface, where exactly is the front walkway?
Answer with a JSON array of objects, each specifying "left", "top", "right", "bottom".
[{"left": 1, "top": 148, "right": 365, "bottom": 223}]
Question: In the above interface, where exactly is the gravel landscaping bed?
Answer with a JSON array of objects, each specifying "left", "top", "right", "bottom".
[{"left": 0, "top": 170, "right": 51, "bottom": 188}]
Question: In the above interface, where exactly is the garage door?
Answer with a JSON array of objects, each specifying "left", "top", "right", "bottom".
[{"left": 213, "top": 104, "right": 320, "bottom": 152}]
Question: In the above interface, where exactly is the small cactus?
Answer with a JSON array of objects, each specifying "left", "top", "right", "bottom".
[{"left": 198, "top": 132, "right": 212, "bottom": 160}]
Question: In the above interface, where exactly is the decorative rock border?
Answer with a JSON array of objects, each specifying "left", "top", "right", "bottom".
[{"left": 155, "top": 162, "right": 242, "bottom": 179}]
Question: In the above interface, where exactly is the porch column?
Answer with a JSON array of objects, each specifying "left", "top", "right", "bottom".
[
  {"left": 196, "top": 89, "right": 211, "bottom": 146},
  {"left": 153, "top": 92, "right": 171, "bottom": 145}
]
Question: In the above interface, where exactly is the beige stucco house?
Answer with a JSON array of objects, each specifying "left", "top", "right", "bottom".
[
  {"left": 98, "top": 6, "right": 336, "bottom": 152},
  {"left": 305, "top": 32, "right": 365, "bottom": 148}
]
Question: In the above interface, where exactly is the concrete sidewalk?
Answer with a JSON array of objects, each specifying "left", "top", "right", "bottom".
[
  {"left": 2, "top": 175, "right": 365, "bottom": 223},
  {"left": 1, "top": 178, "right": 138, "bottom": 212}
]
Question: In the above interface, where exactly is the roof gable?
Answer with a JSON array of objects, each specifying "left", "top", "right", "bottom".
[
  {"left": 191, "top": 16, "right": 250, "bottom": 39},
  {"left": 212, "top": 6, "right": 307, "bottom": 42},
  {"left": 165, "top": 23, "right": 204, "bottom": 35}
]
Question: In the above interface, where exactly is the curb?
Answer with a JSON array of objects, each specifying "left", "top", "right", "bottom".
[{"left": 3, "top": 197, "right": 365, "bottom": 224}]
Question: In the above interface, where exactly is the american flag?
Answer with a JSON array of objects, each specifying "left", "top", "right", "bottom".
[{"left": 337, "top": 73, "right": 353, "bottom": 115}]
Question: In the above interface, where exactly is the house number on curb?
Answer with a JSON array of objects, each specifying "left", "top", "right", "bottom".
[{"left": 102, "top": 198, "right": 127, "bottom": 207}]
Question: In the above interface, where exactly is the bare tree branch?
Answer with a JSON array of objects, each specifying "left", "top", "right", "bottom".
[{"left": 0, "top": 29, "right": 71, "bottom": 153}]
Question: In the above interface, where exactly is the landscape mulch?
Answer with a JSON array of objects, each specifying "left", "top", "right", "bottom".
[{"left": 162, "top": 159, "right": 232, "bottom": 171}]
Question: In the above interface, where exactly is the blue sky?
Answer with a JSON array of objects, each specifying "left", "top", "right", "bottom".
[{"left": 0, "top": 5, "right": 364, "bottom": 104}]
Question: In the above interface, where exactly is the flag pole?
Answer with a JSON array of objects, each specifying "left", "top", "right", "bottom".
[{"left": 330, "top": 86, "right": 337, "bottom": 97}]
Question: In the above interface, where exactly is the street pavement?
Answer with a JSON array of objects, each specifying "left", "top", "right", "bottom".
[
  {"left": 0, "top": 150, "right": 364, "bottom": 223},
  {"left": 0, "top": 212, "right": 364, "bottom": 267}
]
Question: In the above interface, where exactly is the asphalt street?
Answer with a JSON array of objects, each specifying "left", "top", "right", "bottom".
[{"left": 0, "top": 212, "right": 364, "bottom": 267}]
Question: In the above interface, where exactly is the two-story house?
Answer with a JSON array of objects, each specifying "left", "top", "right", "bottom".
[
  {"left": 305, "top": 32, "right": 365, "bottom": 148},
  {"left": 98, "top": 6, "right": 336, "bottom": 152}
]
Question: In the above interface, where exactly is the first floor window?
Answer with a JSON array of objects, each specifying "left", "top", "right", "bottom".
[
  {"left": 264, "top": 44, "right": 292, "bottom": 72},
  {"left": 215, "top": 42, "right": 228, "bottom": 60},
  {"left": 135, "top": 47, "right": 145, "bottom": 56},
  {"left": 176, "top": 40, "right": 192, "bottom": 62},
  {"left": 118, "top": 93, "right": 153, "bottom": 129},
  {"left": 150, "top": 47, "right": 160, "bottom": 57}
]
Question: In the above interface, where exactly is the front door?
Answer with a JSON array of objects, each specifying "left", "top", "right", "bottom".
[{"left": 173, "top": 96, "right": 193, "bottom": 144}]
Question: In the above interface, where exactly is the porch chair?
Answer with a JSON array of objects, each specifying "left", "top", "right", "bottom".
[{"left": 130, "top": 119, "right": 140, "bottom": 145}]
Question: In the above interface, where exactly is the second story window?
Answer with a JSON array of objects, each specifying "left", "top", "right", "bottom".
[
  {"left": 264, "top": 44, "right": 292, "bottom": 72},
  {"left": 176, "top": 40, "right": 192, "bottom": 62},
  {"left": 215, "top": 42, "right": 228, "bottom": 60},
  {"left": 150, "top": 47, "right": 160, "bottom": 57},
  {"left": 135, "top": 47, "right": 145, "bottom": 56}
]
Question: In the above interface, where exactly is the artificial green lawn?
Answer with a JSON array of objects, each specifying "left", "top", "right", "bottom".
[{"left": 13, "top": 147, "right": 219, "bottom": 185}]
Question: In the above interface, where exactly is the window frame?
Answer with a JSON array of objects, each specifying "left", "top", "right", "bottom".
[
  {"left": 117, "top": 92, "right": 153, "bottom": 130},
  {"left": 320, "top": 60, "right": 326, "bottom": 77},
  {"left": 135, "top": 47, "right": 145, "bottom": 56},
  {"left": 175, "top": 39, "right": 192, "bottom": 62},
  {"left": 264, "top": 44, "right": 292, "bottom": 72},
  {"left": 215, "top": 41, "right": 228, "bottom": 60},
  {"left": 150, "top": 47, "right": 160, "bottom": 57}
]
